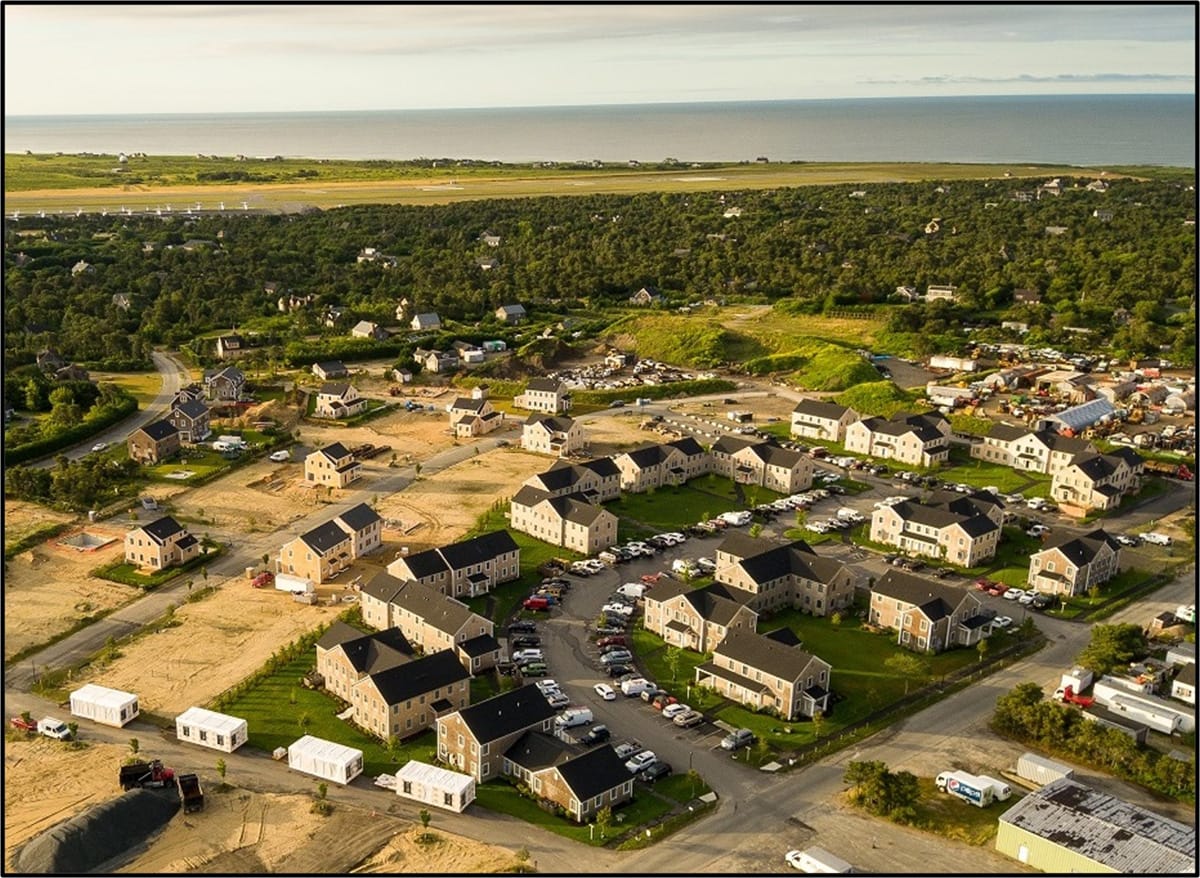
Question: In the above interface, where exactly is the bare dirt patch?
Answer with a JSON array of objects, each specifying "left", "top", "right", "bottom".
[
  {"left": 4, "top": 736, "right": 130, "bottom": 868},
  {"left": 356, "top": 825, "right": 523, "bottom": 873},
  {"left": 161, "top": 458, "right": 321, "bottom": 533},
  {"left": 4, "top": 499, "right": 77, "bottom": 545},
  {"left": 71, "top": 581, "right": 341, "bottom": 717},
  {"left": 3, "top": 520, "right": 138, "bottom": 662}
]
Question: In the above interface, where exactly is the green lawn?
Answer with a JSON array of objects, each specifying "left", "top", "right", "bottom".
[
  {"left": 650, "top": 771, "right": 712, "bottom": 804},
  {"left": 91, "top": 547, "right": 220, "bottom": 588},
  {"left": 936, "top": 449, "right": 1053, "bottom": 496},
  {"left": 1043, "top": 568, "right": 1162, "bottom": 620},
  {"left": 143, "top": 449, "right": 231, "bottom": 481},
  {"left": 607, "top": 475, "right": 781, "bottom": 532}
]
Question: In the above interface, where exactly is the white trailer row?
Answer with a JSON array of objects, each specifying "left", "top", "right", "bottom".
[
  {"left": 288, "top": 735, "right": 363, "bottom": 785},
  {"left": 69, "top": 684, "right": 139, "bottom": 728},
  {"left": 1093, "top": 677, "right": 1195, "bottom": 735},
  {"left": 175, "top": 706, "right": 248, "bottom": 753},
  {"left": 396, "top": 760, "right": 475, "bottom": 813}
]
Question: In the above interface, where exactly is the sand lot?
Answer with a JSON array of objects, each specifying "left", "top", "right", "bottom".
[
  {"left": 3, "top": 515, "right": 137, "bottom": 663},
  {"left": 356, "top": 825, "right": 523, "bottom": 873}
]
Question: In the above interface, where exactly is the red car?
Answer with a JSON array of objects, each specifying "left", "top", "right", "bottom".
[
  {"left": 10, "top": 716, "right": 36, "bottom": 732},
  {"left": 641, "top": 573, "right": 664, "bottom": 585},
  {"left": 251, "top": 572, "right": 274, "bottom": 589},
  {"left": 974, "top": 578, "right": 991, "bottom": 592},
  {"left": 522, "top": 596, "right": 551, "bottom": 611},
  {"left": 987, "top": 583, "right": 1009, "bottom": 597},
  {"left": 597, "top": 636, "right": 626, "bottom": 648}
]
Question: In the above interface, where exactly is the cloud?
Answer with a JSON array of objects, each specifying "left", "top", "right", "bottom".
[{"left": 873, "top": 72, "right": 1195, "bottom": 85}]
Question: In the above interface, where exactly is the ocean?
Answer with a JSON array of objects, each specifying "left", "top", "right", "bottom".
[{"left": 4, "top": 94, "right": 1195, "bottom": 167}]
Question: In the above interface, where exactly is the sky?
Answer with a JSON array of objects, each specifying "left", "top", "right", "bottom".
[{"left": 3, "top": 4, "right": 1195, "bottom": 115}]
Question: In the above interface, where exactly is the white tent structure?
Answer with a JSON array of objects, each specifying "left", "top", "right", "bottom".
[
  {"left": 396, "top": 760, "right": 475, "bottom": 813},
  {"left": 287, "top": 735, "right": 363, "bottom": 785},
  {"left": 175, "top": 706, "right": 248, "bottom": 753},
  {"left": 69, "top": 684, "right": 139, "bottom": 727}
]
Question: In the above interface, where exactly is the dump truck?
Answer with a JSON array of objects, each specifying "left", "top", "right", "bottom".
[
  {"left": 1053, "top": 684, "right": 1095, "bottom": 708},
  {"left": 177, "top": 773, "right": 204, "bottom": 813},
  {"left": 120, "top": 759, "right": 175, "bottom": 790},
  {"left": 1144, "top": 459, "right": 1193, "bottom": 480}
]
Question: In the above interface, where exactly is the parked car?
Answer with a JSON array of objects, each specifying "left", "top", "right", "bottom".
[
  {"left": 580, "top": 724, "right": 610, "bottom": 746},
  {"left": 991, "top": 615, "right": 1013, "bottom": 629},
  {"left": 1026, "top": 524, "right": 1051, "bottom": 538},
  {"left": 512, "top": 648, "right": 543, "bottom": 663},
  {"left": 519, "top": 662, "right": 548, "bottom": 677},
  {"left": 593, "top": 683, "right": 617, "bottom": 701},
  {"left": 508, "top": 620, "right": 537, "bottom": 634},
  {"left": 522, "top": 597, "right": 551, "bottom": 611},
  {"left": 600, "top": 650, "right": 634, "bottom": 666},
  {"left": 268, "top": 449, "right": 291, "bottom": 462},
  {"left": 595, "top": 626, "right": 625, "bottom": 637},
  {"left": 91, "top": 441, "right": 109, "bottom": 452},
  {"left": 613, "top": 741, "right": 644, "bottom": 760},
  {"left": 605, "top": 664, "right": 633, "bottom": 678},
  {"left": 624, "top": 751, "right": 658, "bottom": 773},
  {"left": 534, "top": 679, "right": 560, "bottom": 694},
  {"left": 1018, "top": 590, "right": 1037, "bottom": 606},
  {"left": 720, "top": 728, "right": 755, "bottom": 750},
  {"left": 673, "top": 709, "right": 704, "bottom": 728},
  {"left": 638, "top": 760, "right": 673, "bottom": 783},
  {"left": 596, "top": 635, "right": 626, "bottom": 648},
  {"left": 601, "top": 602, "right": 634, "bottom": 617},
  {"left": 1114, "top": 534, "right": 1141, "bottom": 547},
  {"left": 545, "top": 690, "right": 570, "bottom": 709},
  {"left": 1003, "top": 588, "right": 1025, "bottom": 601},
  {"left": 600, "top": 643, "right": 629, "bottom": 657},
  {"left": 661, "top": 703, "right": 690, "bottom": 720}
]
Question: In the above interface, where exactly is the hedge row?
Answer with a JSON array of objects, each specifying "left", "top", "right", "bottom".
[{"left": 5, "top": 395, "right": 138, "bottom": 465}]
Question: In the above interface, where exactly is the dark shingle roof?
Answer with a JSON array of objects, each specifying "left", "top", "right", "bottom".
[
  {"left": 554, "top": 744, "right": 631, "bottom": 802},
  {"left": 142, "top": 515, "right": 185, "bottom": 543},
  {"left": 988, "top": 423, "right": 1028, "bottom": 442},
  {"left": 451, "top": 397, "right": 487, "bottom": 413},
  {"left": 459, "top": 633, "right": 500, "bottom": 658},
  {"left": 361, "top": 570, "right": 406, "bottom": 604},
  {"left": 578, "top": 457, "right": 619, "bottom": 478},
  {"left": 504, "top": 730, "right": 576, "bottom": 772},
  {"left": 513, "top": 484, "right": 553, "bottom": 508},
  {"left": 792, "top": 399, "right": 853, "bottom": 420},
  {"left": 724, "top": 537, "right": 846, "bottom": 587},
  {"left": 525, "top": 414, "right": 575, "bottom": 432},
  {"left": 398, "top": 547, "right": 451, "bottom": 579},
  {"left": 764, "top": 627, "right": 803, "bottom": 647},
  {"left": 300, "top": 519, "right": 353, "bottom": 554},
  {"left": 368, "top": 649, "right": 468, "bottom": 705},
  {"left": 873, "top": 570, "right": 975, "bottom": 621},
  {"left": 319, "top": 382, "right": 352, "bottom": 397},
  {"left": 315, "top": 360, "right": 347, "bottom": 373},
  {"left": 317, "top": 620, "right": 413, "bottom": 673},
  {"left": 714, "top": 628, "right": 823, "bottom": 681},
  {"left": 456, "top": 684, "right": 557, "bottom": 743},
  {"left": 1040, "top": 528, "right": 1119, "bottom": 566},
  {"left": 525, "top": 377, "right": 562, "bottom": 393},
  {"left": 173, "top": 399, "right": 209, "bottom": 420},
  {"left": 546, "top": 494, "right": 609, "bottom": 526},
  {"left": 389, "top": 581, "right": 482, "bottom": 637},
  {"left": 138, "top": 419, "right": 179, "bottom": 441},
  {"left": 337, "top": 502, "right": 381, "bottom": 533},
  {"left": 683, "top": 585, "right": 751, "bottom": 627},
  {"left": 318, "top": 442, "right": 352, "bottom": 460},
  {"left": 1069, "top": 453, "right": 1120, "bottom": 480},
  {"left": 667, "top": 436, "right": 705, "bottom": 457}
]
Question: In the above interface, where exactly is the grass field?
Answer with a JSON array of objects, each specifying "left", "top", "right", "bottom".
[
  {"left": 607, "top": 475, "right": 781, "bottom": 532},
  {"left": 87, "top": 370, "right": 165, "bottom": 407},
  {"left": 3, "top": 158, "right": 1121, "bottom": 213}
]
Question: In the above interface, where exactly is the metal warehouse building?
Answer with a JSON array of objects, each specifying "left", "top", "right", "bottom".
[{"left": 995, "top": 778, "right": 1195, "bottom": 873}]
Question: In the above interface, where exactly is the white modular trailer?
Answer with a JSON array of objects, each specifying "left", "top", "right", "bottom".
[
  {"left": 396, "top": 760, "right": 475, "bottom": 813},
  {"left": 288, "top": 735, "right": 363, "bottom": 785},
  {"left": 1093, "top": 678, "right": 1195, "bottom": 735},
  {"left": 789, "top": 847, "right": 854, "bottom": 874},
  {"left": 275, "top": 573, "right": 315, "bottom": 594},
  {"left": 69, "top": 684, "right": 139, "bottom": 727},
  {"left": 1016, "top": 752, "right": 1075, "bottom": 787},
  {"left": 175, "top": 706, "right": 248, "bottom": 753}
]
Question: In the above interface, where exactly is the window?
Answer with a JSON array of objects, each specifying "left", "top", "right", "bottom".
[
  {"left": 181, "top": 726, "right": 190, "bottom": 736},
  {"left": 216, "top": 734, "right": 224, "bottom": 745},
  {"left": 482, "top": 762, "right": 489, "bottom": 777},
  {"left": 444, "top": 791, "right": 454, "bottom": 806}
]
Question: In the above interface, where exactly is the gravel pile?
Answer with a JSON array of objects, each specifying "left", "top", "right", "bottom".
[{"left": 12, "top": 786, "right": 180, "bottom": 874}]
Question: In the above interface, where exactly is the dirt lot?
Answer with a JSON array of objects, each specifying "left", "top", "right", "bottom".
[
  {"left": 4, "top": 499, "right": 78, "bottom": 547},
  {"left": 356, "top": 825, "right": 523, "bottom": 873},
  {"left": 3, "top": 516, "right": 138, "bottom": 662}
]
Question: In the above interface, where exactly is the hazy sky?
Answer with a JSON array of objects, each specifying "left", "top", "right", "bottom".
[{"left": 4, "top": 4, "right": 1194, "bottom": 115}]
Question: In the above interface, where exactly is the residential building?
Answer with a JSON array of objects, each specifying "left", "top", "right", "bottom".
[
  {"left": 305, "top": 442, "right": 363, "bottom": 489},
  {"left": 1027, "top": 529, "right": 1121, "bottom": 598},
  {"left": 643, "top": 579, "right": 758, "bottom": 653},
  {"left": 710, "top": 436, "right": 813, "bottom": 494},
  {"left": 790, "top": 399, "right": 858, "bottom": 443},
  {"left": 628, "top": 285, "right": 664, "bottom": 306},
  {"left": 1171, "top": 664, "right": 1196, "bottom": 706},
  {"left": 203, "top": 366, "right": 246, "bottom": 402},
  {"left": 125, "top": 516, "right": 200, "bottom": 571},
  {"left": 411, "top": 312, "right": 442, "bottom": 331},
  {"left": 502, "top": 734, "right": 633, "bottom": 822},
  {"left": 1012, "top": 288, "right": 1043, "bottom": 305},
  {"left": 386, "top": 530, "right": 520, "bottom": 600},
  {"left": 166, "top": 398, "right": 211, "bottom": 443},
  {"left": 925, "top": 284, "right": 958, "bottom": 302},
  {"left": 334, "top": 502, "right": 383, "bottom": 559},
  {"left": 844, "top": 411, "right": 951, "bottom": 467},
  {"left": 495, "top": 304, "right": 526, "bottom": 324},
  {"left": 613, "top": 437, "right": 710, "bottom": 493},
  {"left": 413, "top": 349, "right": 460, "bottom": 374},
  {"left": 712, "top": 533, "right": 855, "bottom": 616},
  {"left": 314, "top": 382, "right": 368, "bottom": 420},
  {"left": 215, "top": 334, "right": 244, "bottom": 360},
  {"left": 869, "top": 570, "right": 989, "bottom": 653},
  {"left": 351, "top": 321, "right": 387, "bottom": 340},
  {"left": 437, "top": 685, "right": 558, "bottom": 782},
  {"left": 523, "top": 458, "right": 621, "bottom": 502},
  {"left": 514, "top": 378, "right": 571, "bottom": 414},
  {"left": 312, "top": 360, "right": 349, "bottom": 380},
  {"left": 695, "top": 628, "right": 832, "bottom": 721},
  {"left": 447, "top": 396, "right": 504, "bottom": 438},
  {"left": 509, "top": 487, "right": 618, "bottom": 554},
  {"left": 995, "top": 778, "right": 1196, "bottom": 874},
  {"left": 277, "top": 519, "right": 353, "bottom": 585},
  {"left": 127, "top": 419, "right": 181, "bottom": 465},
  {"left": 970, "top": 426, "right": 1093, "bottom": 475},
  {"left": 316, "top": 620, "right": 412, "bottom": 702},
  {"left": 1051, "top": 450, "right": 1143, "bottom": 514},
  {"left": 870, "top": 494, "right": 1001, "bottom": 566},
  {"left": 522, "top": 414, "right": 584, "bottom": 457}
]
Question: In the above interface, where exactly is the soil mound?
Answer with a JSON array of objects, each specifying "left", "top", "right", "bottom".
[{"left": 12, "top": 786, "right": 179, "bottom": 874}]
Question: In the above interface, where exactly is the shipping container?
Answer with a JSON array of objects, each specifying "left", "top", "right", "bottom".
[
  {"left": 287, "top": 735, "right": 363, "bottom": 785},
  {"left": 1016, "top": 752, "right": 1075, "bottom": 787},
  {"left": 396, "top": 760, "right": 475, "bottom": 813},
  {"left": 275, "top": 573, "right": 315, "bottom": 594},
  {"left": 69, "top": 684, "right": 139, "bottom": 728},
  {"left": 175, "top": 706, "right": 248, "bottom": 753},
  {"left": 1059, "top": 667, "right": 1094, "bottom": 693}
]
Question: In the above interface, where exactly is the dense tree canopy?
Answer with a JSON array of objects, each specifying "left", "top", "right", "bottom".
[{"left": 5, "top": 176, "right": 1194, "bottom": 369}]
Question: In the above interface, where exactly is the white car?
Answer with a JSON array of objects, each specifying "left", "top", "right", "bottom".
[
  {"left": 512, "top": 649, "right": 544, "bottom": 662},
  {"left": 1018, "top": 590, "right": 1037, "bottom": 605},
  {"left": 1002, "top": 587, "right": 1024, "bottom": 601},
  {"left": 534, "top": 679, "right": 560, "bottom": 694},
  {"left": 601, "top": 603, "right": 634, "bottom": 617},
  {"left": 624, "top": 750, "right": 658, "bottom": 773},
  {"left": 661, "top": 702, "right": 690, "bottom": 720},
  {"left": 1026, "top": 525, "right": 1050, "bottom": 538},
  {"left": 91, "top": 441, "right": 108, "bottom": 452},
  {"left": 593, "top": 683, "right": 617, "bottom": 701},
  {"left": 583, "top": 559, "right": 606, "bottom": 573},
  {"left": 545, "top": 690, "right": 570, "bottom": 709},
  {"left": 269, "top": 449, "right": 290, "bottom": 462},
  {"left": 992, "top": 615, "right": 1013, "bottom": 628},
  {"left": 718, "top": 510, "right": 752, "bottom": 526}
]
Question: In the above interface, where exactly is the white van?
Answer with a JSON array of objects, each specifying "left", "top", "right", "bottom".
[
  {"left": 616, "top": 583, "right": 647, "bottom": 600},
  {"left": 37, "top": 717, "right": 72, "bottom": 740},
  {"left": 1141, "top": 532, "right": 1173, "bottom": 546},
  {"left": 620, "top": 678, "right": 655, "bottom": 697},
  {"left": 554, "top": 707, "right": 593, "bottom": 728}
]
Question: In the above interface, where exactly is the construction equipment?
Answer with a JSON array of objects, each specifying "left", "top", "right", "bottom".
[
  {"left": 119, "top": 759, "right": 175, "bottom": 790},
  {"left": 177, "top": 773, "right": 204, "bottom": 812}
]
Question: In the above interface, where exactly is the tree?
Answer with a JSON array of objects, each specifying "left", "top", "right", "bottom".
[
  {"left": 387, "top": 734, "right": 402, "bottom": 763},
  {"left": 883, "top": 652, "right": 929, "bottom": 694},
  {"left": 216, "top": 758, "right": 227, "bottom": 783},
  {"left": 748, "top": 523, "right": 763, "bottom": 539},
  {"left": 298, "top": 711, "right": 312, "bottom": 732},
  {"left": 666, "top": 646, "right": 683, "bottom": 682},
  {"left": 1077, "top": 623, "right": 1146, "bottom": 676},
  {"left": 419, "top": 808, "right": 431, "bottom": 830},
  {"left": 811, "top": 708, "right": 825, "bottom": 738},
  {"left": 976, "top": 636, "right": 991, "bottom": 663},
  {"left": 594, "top": 804, "right": 612, "bottom": 839},
  {"left": 514, "top": 847, "right": 532, "bottom": 872},
  {"left": 843, "top": 760, "right": 919, "bottom": 821},
  {"left": 128, "top": 737, "right": 140, "bottom": 757}
]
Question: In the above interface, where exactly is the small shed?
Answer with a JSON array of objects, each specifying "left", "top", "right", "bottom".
[
  {"left": 175, "top": 706, "right": 248, "bottom": 753},
  {"left": 70, "top": 684, "right": 139, "bottom": 728},
  {"left": 396, "top": 760, "right": 476, "bottom": 813},
  {"left": 288, "top": 735, "right": 363, "bottom": 785}
]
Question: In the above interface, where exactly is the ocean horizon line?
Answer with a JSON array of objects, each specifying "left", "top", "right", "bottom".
[{"left": 4, "top": 92, "right": 1193, "bottom": 121}]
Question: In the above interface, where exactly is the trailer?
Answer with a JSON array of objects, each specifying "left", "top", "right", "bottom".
[
  {"left": 177, "top": 773, "right": 204, "bottom": 812},
  {"left": 785, "top": 847, "right": 854, "bottom": 874},
  {"left": 936, "top": 770, "right": 994, "bottom": 807},
  {"left": 287, "top": 735, "right": 363, "bottom": 785},
  {"left": 70, "top": 684, "right": 139, "bottom": 728},
  {"left": 396, "top": 760, "right": 475, "bottom": 813},
  {"left": 274, "top": 573, "right": 315, "bottom": 595},
  {"left": 1015, "top": 753, "right": 1075, "bottom": 787},
  {"left": 175, "top": 706, "right": 248, "bottom": 753},
  {"left": 1060, "top": 667, "right": 1094, "bottom": 694}
]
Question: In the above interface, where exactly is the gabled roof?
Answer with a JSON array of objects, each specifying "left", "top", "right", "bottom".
[
  {"left": 792, "top": 399, "right": 854, "bottom": 420},
  {"left": 367, "top": 649, "right": 468, "bottom": 705},
  {"left": 455, "top": 684, "right": 557, "bottom": 744},
  {"left": 316, "top": 441, "right": 352, "bottom": 461},
  {"left": 764, "top": 627, "right": 803, "bottom": 647},
  {"left": 683, "top": 584, "right": 753, "bottom": 626},
  {"left": 141, "top": 515, "right": 186, "bottom": 544},
  {"left": 361, "top": 570, "right": 406, "bottom": 604},
  {"left": 858, "top": 412, "right": 944, "bottom": 442},
  {"left": 873, "top": 570, "right": 976, "bottom": 621},
  {"left": 389, "top": 580, "right": 481, "bottom": 636},
  {"left": 412, "top": 312, "right": 441, "bottom": 325},
  {"left": 450, "top": 397, "right": 487, "bottom": 413},
  {"left": 576, "top": 457, "right": 620, "bottom": 478},
  {"left": 314, "top": 360, "right": 347, "bottom": 373},
  {"left": 525, "top": 414, "right": 576, "bottom": 432},
  {"left": 1039, "top": 528, "right": 1120, "bottom": 567},
  {"left": 497, "top": 304, "right": 526, "bottom": 316},
  {"left": 525, "top": 377, "right": 563, "bottom": 393},
  {"left": 553, "top": 744, "right": 631, "bottom": 802},
  {"left": 299, "top": 519, "right": 352, "bottom": 554},
  {"left": 173, "top": 399, "right": 209, "bottom": 420},
  {"left": 1068, "top": 452, "right": 1122, "bottom": 480},
  {"left": 546, "top": 494, "right": 610, "bottom": 526},
  {"left": 737, "top": 541, "right": 846, "bottom": 586},
  {"left": 512, "top": 484, "right": 553, "bottom": 508},
  {"left": 399, "top": 547, "right": 451, "bottom": 579},
  {"left": 504, "top": 730, "right": 575, "bottom": 772},
  {"left": 207, "top": 365, "right": 245, "bottom": 384},
  {"left": 987, "top": 423, "right": 1028, "bottom": 442},
  {"left": 317, "top": 620, "right": 413, "bottom": 674},
  {"left": 459, "top": 633, "right": 500, "bottom": 658},
  {"left": 437, "top": 530, "right": 520, "bottom": 570},
  {"left": 714, "top": 628, "right": 823, "bottom": 682},
  {"left": 137, "top": 419, "right": 179, "bottom": 442},
  {"left": 337, "top": 502, "right": 381, "bottom": 533},
  {"left": 318, "top": 382, "right": 353, "bottom": 398}
]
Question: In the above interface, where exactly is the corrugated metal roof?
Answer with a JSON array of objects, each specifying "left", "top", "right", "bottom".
[{"left": 999, "top": 778, "right": 1195, "bottom": 873}]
